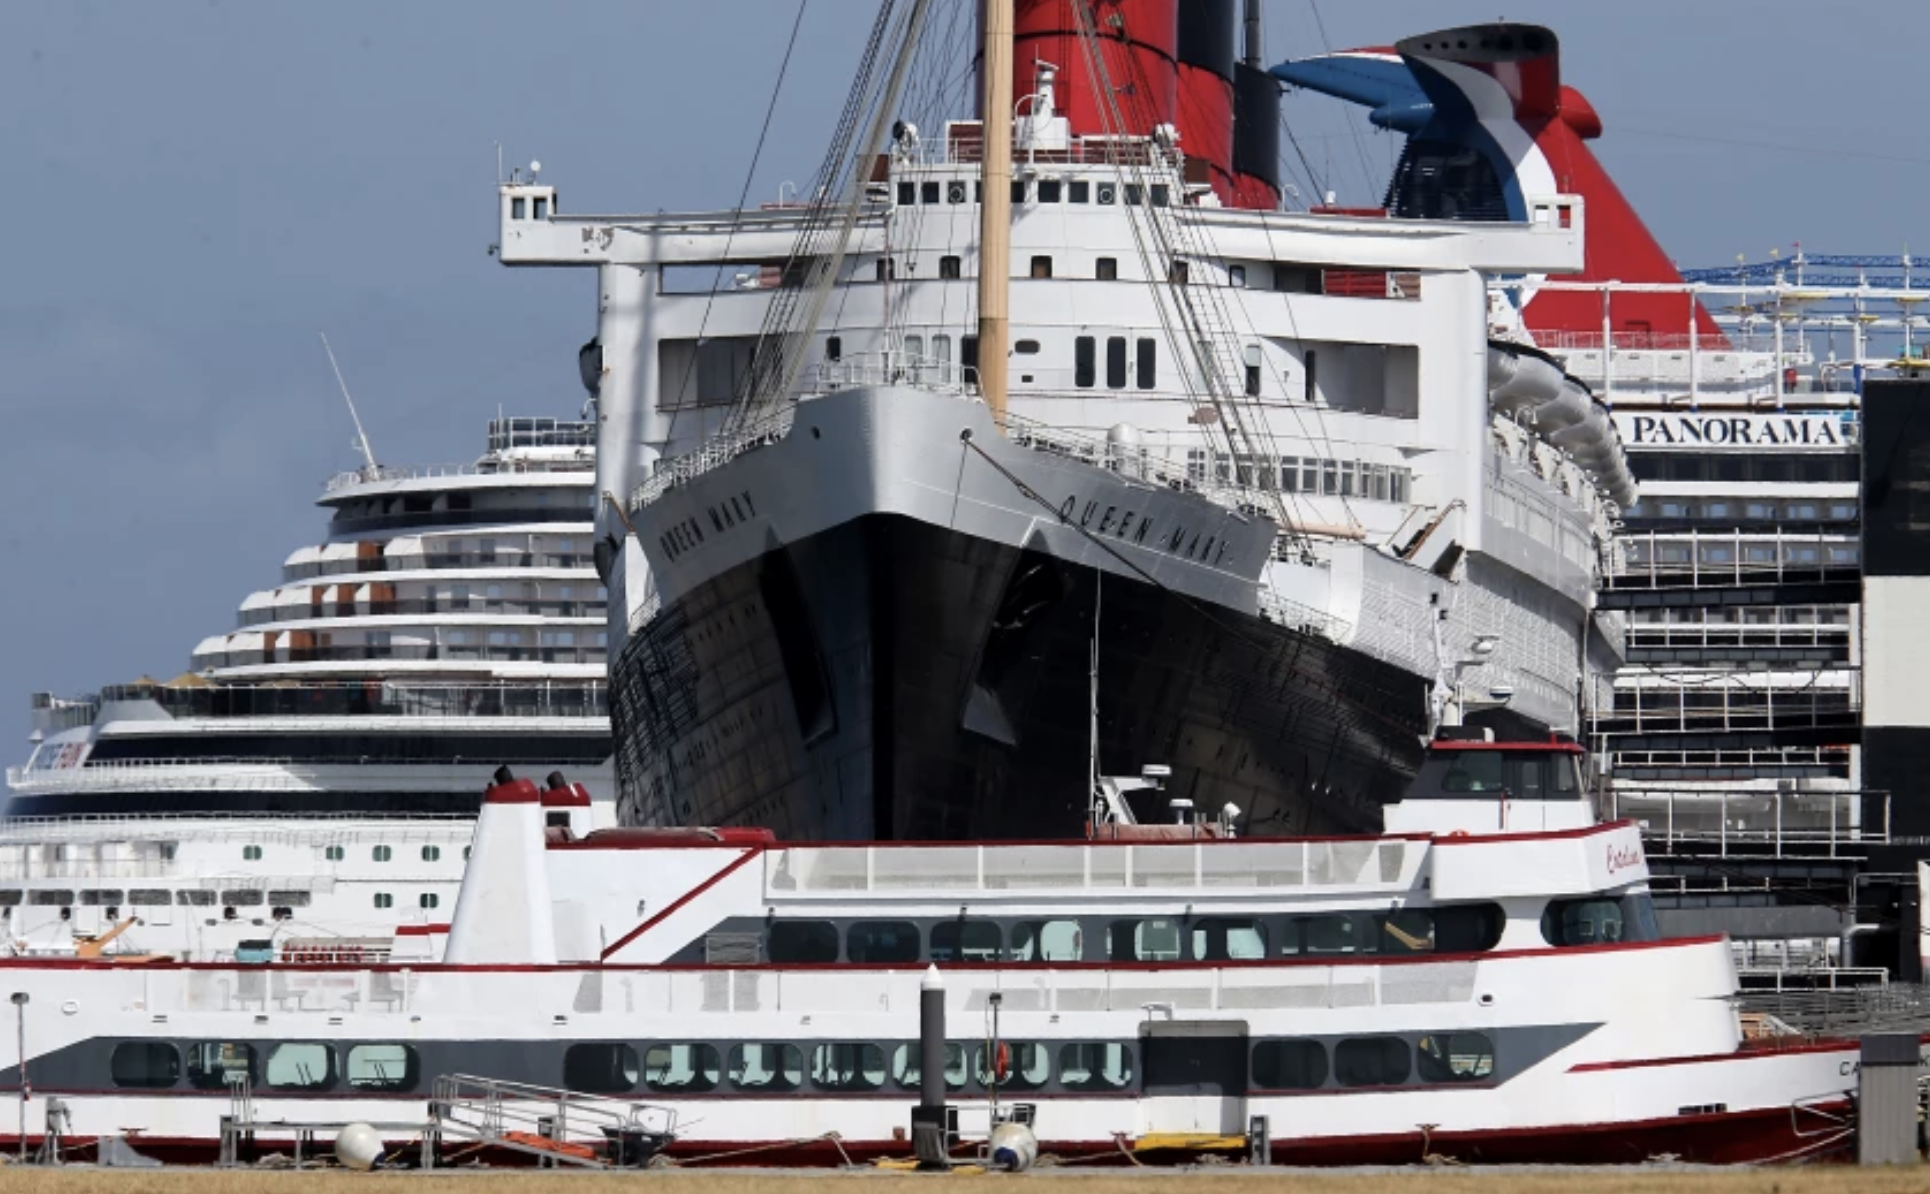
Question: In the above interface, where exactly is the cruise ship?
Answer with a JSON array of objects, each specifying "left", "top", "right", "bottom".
[
  {"left": 1280, "top": 36, "right": 1899, "bottom": 981},
  {"left": 498, "top": 11, "right": 1630, "bottom": 843},
  {"left": 2, "top": 417, "right": 615, "bottom": 960}
]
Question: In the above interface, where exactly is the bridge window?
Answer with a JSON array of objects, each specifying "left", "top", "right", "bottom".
[
  {"left": 1417, "top": 1032, "right": 1494, "bottom": 1083},
  {"left": 1543, "top": 895, "right": 1658, "bottom": 947},
  {"left": 644, "top": 1044, "right": 721, "bottom": 1093},
  {"left": 372, "top": 845, "right": 393, "bottom": 862},
  {"left": 847, "top": 920, "right": 921, "bottom": 964},
  {"left": 186, "top": 1042, "right": 255, "bottom": 1090},
  {"left": 111, "top": 1042, "right": 180, "bottom": 1089},
  {"left": 1096, "top": 256, "right": 1117, "bottom": 280},
  {"left": 1075, "top": 336, "right": 1096, "bottom": 388},
  {"left": 1136, "top": 339, "right": 1157, "bottom": 389},
  {"left": 79, "top": 889, "right": 123, "bottom": 906},
  {"left": 769, "top": 920, "right": 840, "bottom": 963},
  {"left": 1334, "top": 1036, "right": 1410, "bottom": 1087},
  {"left": 242, "top": 845, "right": 262, "bottom": 861},
  {"left": 222, "top": 890, "right": 263, "bottom": 907},
  {"left": 1251, "top": 1038, "right": 1328, "bottom": 1090},
  {"left": 921, "top": 181, "right": 940, "bottom": 204},
  {"left": 346, "top": 1044, "right": 419, "bottom": 1092},
  {"left": 564, "top": 1043, "right": 640, "bottom": 1093},
  {"left": 129, "top": 889, "right": 171, "bottom": 907},
  {"left": 1038, "top": 179, "right": 1062, "bottom": 203},
  {"left": 929, "top": 918, "right": 1002, "bottom": 963},
  {"left": 1069, "top": 180, "right": 1090, "bottom": 203},
  {"left": 976, "top": 1041, "right": 1051, "bottom": 1090},
  {"left": 176, "top": 890, "right": 215, "bottom": 907},
  {"left": 891, "top": 1042, "right": 970, "bottom": 1090},
  {"left": 1106, "top": 337, "right": 1128, "bottom": 389},
  {"left": 1059, "top": 1042, "right": 1134, "bottom": 1091},
  {"left": 812, "top": 1042, "right": 886, "bottom": 1092},
  {"left": 939, "top": 255, "right": 961, "bottom": 279},
  {"left": 265, "top": 1042, "right": 337, "bottom": 1091},
  {"left": 511, "top": 197, "right": 526, "bottom": 219},
  {"left": 422, "top": 846, "right": 441, "bottom": 862},
  {"left": 729, "top": 1043, "right": 805, "bottom": 1092},
  {"left": 532, "top": 197, "right": 547, "bottom": 220},
  {"left": 897, "top": 181, "right": 915, "bottom": 205}
]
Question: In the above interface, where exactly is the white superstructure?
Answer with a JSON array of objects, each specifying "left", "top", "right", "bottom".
[{"left": 3, "top": 418, "right": 616, "bottom": 962}]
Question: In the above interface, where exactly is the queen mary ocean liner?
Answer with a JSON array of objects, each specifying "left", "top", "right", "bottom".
[{"left": 497, "top": 6, "right": 1633, "bottom": 842}]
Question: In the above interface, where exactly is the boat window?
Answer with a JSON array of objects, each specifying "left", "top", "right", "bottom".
[
  {"left": 1251, "top": 1038, "right": 1328, "bottom": 1090},
  {"left": 372, "top": 846, "right": 393, "bottom": 862},
  {"left": 929, "top": 919, "right": 1002, "bottom": 963},
  {"left": 1135, "top": 339, "right": 1156, "bottom": 389},
  {"left": 346, "top": 1044, "right": 419, "bottom": 1092},
  {"left": 1440, "top": 752, "right": 1505, "bottom": 793},
  {"left": 111, "top": 1042, "right": 180, "bottom": 1089},
  {"left": 176, "top": 890, "right": 215, "bottom": 907},
  {"left": 1015, "top": 339, "right": 1041, "bottom": 355},
  {"left": 1190, "top": 917, "right": 1268, "bottom": 961},
  {"left": 769, "top": 920, "right": 840, "bottom": 963},
  {"left": 1541, "top": 897, "right": 1625, "bottom": 947},
  {"left": 129, "top": 889, "right": 171, "bottom": 907},
  {"left": 222, "top": 890, "right": 264, "bottom": 907},
  {"left": 1432, "top": 903, "right": 1506, "bottom": 953},
  {"left": 1059, "top": 1042, "right": 1134, "bottom": 1091},
  {"left": 79, "top": 889, "right": 123, "bottom": 906},
  {"left": 1075, "top": 336, "right": 1097, "bottom": 388},
  {"left": 921, "top": 181, "right": 941, "bottom": 204},
  {"left": 1037, "top": 179, "right": 1062, "bottom": 203},
  {"left": 1069, "top": 180, "right": 1090, "bottom": 203},
  {"left": 847, "top": 920, "right": 921, "bottom": 964},
  {"left": 1229, "top": 264, "right": 1247, "bottom": 287},
  {"left": 644, "top": 1044, "right": 721, "bottom": 1093},
  {"left": 1417, "top": 1032, "right": 1495, "bottom": 1083},
  {"left": 1106, "top": 337, "right": 1128, "bottom": 389},
  {"left": 373, "top": 893, "right": 394, "bottom": 909},
  {"left": 939, "top": 255, "right": 962, "bottom": 280},
  {"left": 1334, "top": 1036, "right": 1410, "bottom": 1087},
  {"left": 729, "top": 1043, "right": 805, "bottom": 1092},
  {"left": 1030, "top": 256, "right": 1053, "bottom": 279},
  {"left": 1285, "top": 914, "right": 1361, "bottom": 955},
  {"left": 947, "top": 180, "right": 968, "bottom": 204},
  {"left": 564, "top": 1043, "right": 640, "bottom": 1093},
  {"left": 0, "top": 892, "right": 18, "bottom": 907},
  {"left": 1009, "top": 919, "right": 1083, "bottom": 961},
  {"left": 324, "top": 846, "right": 345, "bottom": 862},
  {"left": 266, "top": 890, "right": 312, "bottom": 907},
  {"left": 891, "top": 1042, "right": 970, "bottom": 1090},
  {"left": 419, "top": 894, "right": 440, "bottom": 909},
  {"left": 532, "top": 197, "right": 547, "bottom": 220},
  {"left": 1096, "top": 256, "right": 1118, "bottom": 281},
  {"left": 242, "top": 846, "right": 262, "bottom": 861},
  {"left": 975, "top": 1042, "right": 1050, "bottom": 1090},
  {"left": 422, "top": 846, "right": 441, "bottom": 862},
  {"left": 1365, "top": 908, "right": 1436, "bottom": 954},
  {"left": 897, "top": 181, "right": 915, "bottom": 205},
  {"left": 265, "top": 1042, "right": 337, "bottom": 1091},
  {"left": 1124, "top": 183, "right": 1144, "bottom": 205},
  {"left": 811, "top": 1042, "right": 887, "bottom": 1092},
  {"left": 1012, "top": 179, "right": 1028, "bottom": 205},
  {"left": 186, "top": 1042, "right": 255, "bottom": 1091},
  {"left": 1108, "top": 918, "right": 1183, "bottom": 962},
  {"left": 1149, "top": 184, "right": 1169, "bottom": 207},
  {"left": 1169, "top": 260, "right": 1190, "bottom": 285},
  {"left": 511, "top": 196, "right": 526, "bottom": 219},
  {"left": 28, "top": 890, "right": 72, "bottom": 907},
  {"left": 1096, "top": 182, "right": 1117, "bottom": 204}
]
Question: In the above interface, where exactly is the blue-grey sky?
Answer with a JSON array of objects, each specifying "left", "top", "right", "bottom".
[{"left": 1, "top": 1, "right": 1923, "bottom": 718}]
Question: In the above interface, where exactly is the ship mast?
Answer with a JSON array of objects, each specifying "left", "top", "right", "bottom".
[{"left": 977, "top": 0, "right": 1013, "bottom": 423}]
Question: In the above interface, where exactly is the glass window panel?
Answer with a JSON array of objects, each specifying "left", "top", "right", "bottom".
[
  {"left": 1059, "top": 1042, "right": 1134, "bottom": 1091},
  {"left": 1417, "top": 1032, "right": 1495, "bottom": 1083},
  {"left": 265, "top": 1042, "right": 337, "bottom": 1091},
  {"left": 111, "top": 1041, "right": 180, "bottom": 1089},
  {"left": 811, "top": 1042, "right": 887, "bottom": 1092},
  {"left": 643, "top": 1043, "right": 721, "bottom": 1093},
  {"left": 1251, "top": 1038, "right": 1328, "bottom": 1090},
  {"left": 929, "top": 919, "right": 1002, "bottom": 963},
  {"left": 186, "top": 1042, "right": 254, "bottom": 1091},
  {"left": 891, "top": 1041, "right": 969, "bottom": 1091},
  {"left": 729, "top": 1043, "right": 805, "bottom": 1092},
  {"left": 1334, "top": 1036, "right": 1411, "bottom": 1087},
  {"left": 346, "top": 1043, "right": 419, "bottom": 1092},
  {"left": 564, "top": 1043, "right": 640, "bottom": 1093}
]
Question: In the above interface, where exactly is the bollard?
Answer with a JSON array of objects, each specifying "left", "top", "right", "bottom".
[
  {"left": 910, "top": 964, "right": 950, "bottom": 1169},
  {"left": 1858, "top": 1033, "right": 1921, "bottom": 1165}
]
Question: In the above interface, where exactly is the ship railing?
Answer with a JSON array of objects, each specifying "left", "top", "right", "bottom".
[
  {"left": 238, "top": 597, "right": 607, "bottom": 627},
  {"left": 1256, "top": 587, "right": 1352, "bottom": 643},
  {"left": 193, "top": 643, "right": 608, "bottom": 669},
  {"left": 629, "top": 404, "right": 798, "bottom": 512},
  {"left": 1623, "top": 623, "right": 1851, "bottom": 654},
  {"left": 765, "top": 838, "right": 1414, "bottom": 897},
  {"left": 1593, "top": 690, "right": 1859, "bottom": 739},
  {"left": 83, "top": 679, "right": 609, "bottom": 720},
  {"left": 281, "top": 551, "right": 597, "bottom": 582},
  {"left": 5, "top": 756, "right": 589, "bottom": 793},
  {"left": 323, "top": 456, "right": 594, "bottom": 495},
  {"left": 1600, "top": 743, "right": 1852, "bottom": 779},
  {"left": 1608, "top": 529, "right": 1861, "bottom": 589},
  {"left": 800, "top": 350, "right": 979, "bottom": 397},
  {"left": 1606, "top": 787, "right": 1887, "bottom": 858}
]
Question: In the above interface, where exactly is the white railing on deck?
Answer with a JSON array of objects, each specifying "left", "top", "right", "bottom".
[{"left": 764, "top": 839, "right": 1411, "bottom": 897}]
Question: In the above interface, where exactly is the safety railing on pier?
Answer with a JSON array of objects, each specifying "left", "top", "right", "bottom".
[
  {"left": 1605, "top": 787, "right": 1887, "bottom": 858},
  {"left": 429, "top": 1073, "right": 677, "bottom": 1169}
]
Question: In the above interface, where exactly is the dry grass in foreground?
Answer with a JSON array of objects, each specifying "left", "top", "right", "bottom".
[{"left": 2, "top": 1168, "right": 1929, "bottom": 1194}]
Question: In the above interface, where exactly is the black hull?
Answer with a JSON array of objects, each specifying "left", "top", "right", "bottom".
[{"left": 614, "top": 515, "right": 1428, "bottom": 841}]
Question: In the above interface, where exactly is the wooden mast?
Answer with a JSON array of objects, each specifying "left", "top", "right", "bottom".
[{"left": 977, "top": 0, "right": 1013, "bottom": 423}]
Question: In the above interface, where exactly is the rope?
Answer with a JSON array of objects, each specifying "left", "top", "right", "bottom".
[{"left": 666, "top": 1131, "right": 853, "bottom": 1167}]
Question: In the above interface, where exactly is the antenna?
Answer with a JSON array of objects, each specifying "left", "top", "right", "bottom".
[{"left": 319, "top": 332, "right": 380, "bottom": 475}]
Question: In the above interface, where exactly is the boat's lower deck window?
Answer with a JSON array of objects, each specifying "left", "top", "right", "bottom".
[
  {"left": 811, "top": 1042, "right": 886, "bottom": 1091},
  {"left": 847, "top": 920, "right": 920, "bottom": 964},
  {"left": 890, "top": 1042, "right": 969, "bottom": 1091},
  {"left": 1251, "top": 1038, "right": 1327, "bottom": 1090},
  {"left": 768, "top": 920, "right": 839, "bottom": 964},
  {"left": 974, "top": 1042, "right": 1050, "bottom": 1091},
  {"left": 563, "top": 1043, "right": 640, "bottom": 1093},
  {"left": 110, "top": 1042, "right": 179, "bottom": 1089},
  {"left": 645, "top": 1043, "right": 720, "bottom": 1093},
  {"left": 346, "top": 1043, "right": 418, "bottom": 1092},
  {"left": 1282, "top": 903, "right": 1504, "bottom": 956},
  {"left": 929, "top": 918, "right": 1002, "bottom": 963},
  {"left": 1058, "top": 1042, "right": 1134, "bottom": 1091},
  {"left": 266, "top": 1042, "right": 337, "bottom": 1091},
  {"left": 186, "top": 1042, "right": 254, "bottom": 1090},
  {"left": 729, "top": 1043, "right": 804, "bottom": 1092},
  {"left": 1334, "top": 1036, "right": 1411, "bottom": 1087},
  {"left": 1010, "top": 919, "right": 1083, "bottom": 962},
  {"left": 1416, "top": 1032, "right": 1494, "bottom": 1083}
]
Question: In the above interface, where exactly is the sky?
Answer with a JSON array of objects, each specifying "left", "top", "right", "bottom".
[{"left": 1, "top": 0, "right": 1925, "bottom": 723}]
